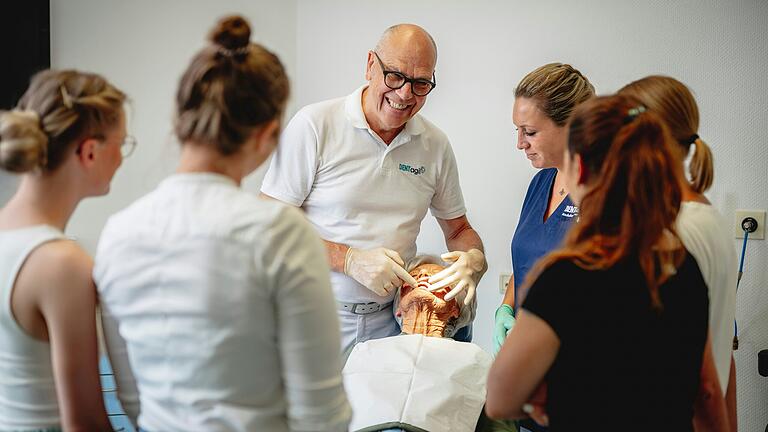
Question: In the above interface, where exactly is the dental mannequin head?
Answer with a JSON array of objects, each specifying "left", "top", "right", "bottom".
[{"left": 396, "top": 263, "right": 460, "bottom": 337}]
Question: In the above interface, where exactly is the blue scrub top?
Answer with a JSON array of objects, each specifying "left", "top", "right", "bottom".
[{"left": 511, "top": 168, "right": 578, "bottom": 310}]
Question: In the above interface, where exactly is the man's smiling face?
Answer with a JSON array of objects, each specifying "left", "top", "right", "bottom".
[{"left": 362, "top": 27, "right": 436, "bottom": 142}]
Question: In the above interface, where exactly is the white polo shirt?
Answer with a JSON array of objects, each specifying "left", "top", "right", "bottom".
[{"left": 261, "top": 85, "right": 466, "bottom": 304}]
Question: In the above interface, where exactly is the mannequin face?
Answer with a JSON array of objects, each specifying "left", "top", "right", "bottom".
[{"left": 397, "top": 263, "right": 460, "bottom": 337}]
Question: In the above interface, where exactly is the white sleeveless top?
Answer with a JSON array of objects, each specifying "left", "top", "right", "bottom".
[
  {"left": 0, "top": 225, "right": 65, "bottom": 430},
  {"left": 676, "top": 201, "right": 738, "bottom": 391}
]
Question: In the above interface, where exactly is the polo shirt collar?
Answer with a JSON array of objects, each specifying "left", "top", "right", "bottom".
[{"left": 345, "top": 85, "right": 426, "bottom": 143}]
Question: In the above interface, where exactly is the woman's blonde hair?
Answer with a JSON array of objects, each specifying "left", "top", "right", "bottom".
[
  {"left": 619, "top": 75, "right": 713, "bottom": 193},
  {"left": 0, "top": 69, "right": 126, "bottom": 173},
  {"left": 175, "top": 15, "right": 289, "bottom": 155},
  {"left": 515, "top": 63, "right": 595, "bottom": 126}
]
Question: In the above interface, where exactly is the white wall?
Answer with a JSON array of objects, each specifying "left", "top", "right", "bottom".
[
  {"left": 0, "top": 0, "right": 765, "bottom": 428},
  {"left": 45, "top": 0, "right": 297, "bottom": 253},
  {"left": 295, "top": 0, "right": 768, "bottom": 428}
]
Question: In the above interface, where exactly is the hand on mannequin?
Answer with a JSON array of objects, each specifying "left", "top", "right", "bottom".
[
  {"left": 427, "top": 249, "right": 485, "bottom": 305},
  {"left": 344, "top": 247, "right": 418, "bottom": 297},
  {"left": 493, "top": 304, "right": 516, "bottom": 354}
]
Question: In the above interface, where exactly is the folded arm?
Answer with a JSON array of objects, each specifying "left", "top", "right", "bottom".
[
  {"left": 486, "top": 309, "right": 559, "bottom": 420},
  {"left": 693, "top": 333, "right": 730, "bottom": 432}
]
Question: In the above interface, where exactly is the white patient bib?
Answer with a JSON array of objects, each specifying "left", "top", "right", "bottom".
[{"left": 343, "top": 334, "right": 491, "bottom": 432}]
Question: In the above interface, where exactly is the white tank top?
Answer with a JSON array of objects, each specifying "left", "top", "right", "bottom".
[{"left": 0, "top": 225, "right": 65, "bottom": 430}]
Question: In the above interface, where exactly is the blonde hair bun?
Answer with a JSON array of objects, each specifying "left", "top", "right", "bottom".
[
  {"left": 0, "top": 110, "right": 48, "bottom": 173},
  {"left": 515, "top": 62, "right": 595, "bottom": 126},
  {"left": 209, "top": 15, "right": 251, "bottom": 50}
]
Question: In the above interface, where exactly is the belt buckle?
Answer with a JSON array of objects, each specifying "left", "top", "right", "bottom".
[{"left": 352, "top": 302, "right": 380, "bottom": 315}]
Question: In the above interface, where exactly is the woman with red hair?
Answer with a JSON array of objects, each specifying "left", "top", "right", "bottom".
[{"left": 486, "top": 95, "right": 729, "bottom": 431}]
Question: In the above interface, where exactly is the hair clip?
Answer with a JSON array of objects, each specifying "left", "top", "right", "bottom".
[
  {"left": 627, "top": 106, "right": 646, "bottom": 118},
  {"left": 60, "top": 85, "right": 74, "bottom": 109},
  {"left": 217, "top": 45, "right": 251, "bottom": 58},
  {"left": 624, "top": 105, "right": 646, "bottom": 123}
]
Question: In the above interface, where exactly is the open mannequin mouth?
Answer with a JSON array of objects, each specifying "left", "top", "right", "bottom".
[{"left": 398, "top": 263, "right": 460, "bottom": 337}]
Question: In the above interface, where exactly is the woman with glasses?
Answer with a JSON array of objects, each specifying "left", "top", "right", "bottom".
[
  {"left": 0, "top": 69, "right": 128, "bottom": 430},
  {"left": 94, "top": 15, "right": 351, "bottom": 431}
]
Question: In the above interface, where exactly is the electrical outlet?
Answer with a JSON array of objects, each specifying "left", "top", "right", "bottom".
[
  {"left": 734, "top": 209, "right": 765, "bottom": 240},
  {"left": 499, "top": 273, "right": 512, "bottom": 294}
]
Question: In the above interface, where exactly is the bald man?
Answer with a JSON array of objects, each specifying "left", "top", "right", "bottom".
[{"left": 261, "top": 24, "right": 486, "bottom": 355}]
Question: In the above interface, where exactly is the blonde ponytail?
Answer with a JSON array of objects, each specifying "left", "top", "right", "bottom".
[
  {"left": 689, "top": 137, "right": 714, "bottom": 193},
  {"left": 618, "top": 76, "right": 715, "bottom": 193}
]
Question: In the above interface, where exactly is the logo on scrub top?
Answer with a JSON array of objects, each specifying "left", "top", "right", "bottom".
[
  {"left": 561, "top": 205, "right": 579, "bottom": 218},
  {"left": 399, "top": 163, "right": 426, "bottom": 176}
]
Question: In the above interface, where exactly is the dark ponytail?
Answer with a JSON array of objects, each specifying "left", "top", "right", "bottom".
[{"left": 524, "top": 95, "right": 687, "bottom": 309}]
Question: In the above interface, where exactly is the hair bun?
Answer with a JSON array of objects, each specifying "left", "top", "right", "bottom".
[
  {"left": 209, "top": 15, "right": 251, "bottom": 50},
  {"left": 0, "top": 110, "right": 48, "bottom": 173}
]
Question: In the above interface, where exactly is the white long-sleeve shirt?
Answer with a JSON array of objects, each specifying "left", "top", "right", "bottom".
[{"left": 94, "top": 173, "right": 351, "bottom": 432}]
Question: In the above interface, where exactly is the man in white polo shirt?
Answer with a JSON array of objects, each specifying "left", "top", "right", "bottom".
[{"left": 261, "top": 23, "right": 486, "bottom": 354}]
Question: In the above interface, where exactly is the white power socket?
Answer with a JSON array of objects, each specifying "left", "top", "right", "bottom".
[
  {"left": 734, "top": 209, "right": 766, "bottom": 240},
  {"left": 499, "top": 273, "right": 512, "bottom": 294}
]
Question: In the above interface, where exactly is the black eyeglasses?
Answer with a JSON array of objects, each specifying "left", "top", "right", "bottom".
[{"left": 373, "top": 51, "right": 436, "bottom": 97}]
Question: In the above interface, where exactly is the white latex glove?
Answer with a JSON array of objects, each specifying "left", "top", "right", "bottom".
[
  {"left": 427, "top": 249, "right": 485, "bottom": 305},
  {"left": 344, "top": 247, "right": 418, "bottom": 297}
]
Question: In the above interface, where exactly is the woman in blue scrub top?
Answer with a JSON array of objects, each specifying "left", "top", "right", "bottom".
[{"left": 493, "top": 63, "right": 594, "bottom": 432}]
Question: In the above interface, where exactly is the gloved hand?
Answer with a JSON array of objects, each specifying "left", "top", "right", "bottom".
[
  {"left": 493, "top": 304, "right": 516, "bottom": 354},
  {"left": 344, "top": 247, "right": 418, "bottom": 297},
  {"left": 427, "top": 249, "right": 485, "bottom": 305}
]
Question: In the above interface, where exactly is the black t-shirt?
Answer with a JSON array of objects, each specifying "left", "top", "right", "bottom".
[{"left": 522, "top": 253, "right": 708, "bottom": 432}]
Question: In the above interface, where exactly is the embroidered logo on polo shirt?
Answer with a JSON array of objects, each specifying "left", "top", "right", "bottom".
[
  {"left": 561, "top": 205, "right": 579, "bottom": 218},
  {"left": 399, "top": 163, "right": 426, "bottom": 176}
]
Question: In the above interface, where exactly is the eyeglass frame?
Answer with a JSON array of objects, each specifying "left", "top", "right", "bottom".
[
  {"left": 372, "top": 51, "right": 437, "bottom": 97},
  {"left": 120, "top": 134, "right": 137, "bottom": 158},
  {"left": 75, "top": 134, "right": 137, "bottom": 158}
]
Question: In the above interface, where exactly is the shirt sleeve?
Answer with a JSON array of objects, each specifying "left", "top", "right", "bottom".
[
  {"left": 263, "top": 206, "right": 351, "bottom": 431},
  {"left": 521, "top": 259, "right": 580, "bottom": 340},
  {"left": 99, "top": 305, "right": 140, "bottom": 423},
  {"left": 94, "top": 218, "right": 140, "bottom": 423},
  {"left": 429, "top": 139, "right": 467, "bottom": 220},
  {"left": 260, "top": 110, "right": 319, "bottom": 207}
]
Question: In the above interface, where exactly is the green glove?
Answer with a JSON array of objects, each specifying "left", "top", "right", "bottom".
[{"left": 493, "top": 304, "right": 516, "bottom": 354}]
